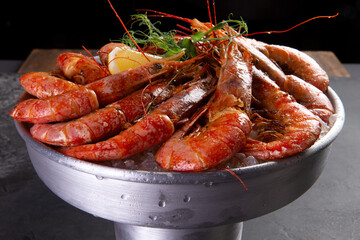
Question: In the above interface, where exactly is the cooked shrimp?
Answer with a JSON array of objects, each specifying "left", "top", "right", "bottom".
[
  {"left": 264, "top": 44, "right": 329, "bottom": 92},
  {"left": 84, "top": 58, "right": 199, "bottom": 106},
  {"left": 9, "top": 87, "right": 99, "bottom": 124},
  {"left": 156, "top": 43, "right": 252, "bottom": 171},
  {"left": 242, "top": 68, "right": 321, "bottom": 160},
  {"left": 19, "top": 72, "right": 79, "bottom": 99},
  {"left": 60, "top": 114, "right": 175, "bottom": 161},
  {"left": 10, "top": 9, "right": 335, "bottom": 171},
  {"left": 57, "top": 53, "right": 110, "bottom": 84},
  {"left": 283, "top": 75, "right": 334, "bottom": 123},
  {"left": 30, "top": 81, "right": 178, "bottom": 146},
  {"left": 59, "top": 73, "right": 217, "bottom": 161},
  {"left": 235, "top": 38, "right": 334, "bottom": 123},
  {"left": 10, "top": 58, "right": 197, "bottom": 123},
  {"left": 30, "top": 107, "right": 126, "bottom": 146},
  {"left": 98, "top": 42, "right": 126, "bottom": 66}
]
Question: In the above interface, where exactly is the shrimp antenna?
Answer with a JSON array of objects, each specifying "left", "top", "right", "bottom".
[
  {"left": 212, "top": 0, "right": 217, "bottom": 25},
  {"left": 246, "top": 13, "right": 339, "bottom": 36},
  {"left": 107, "top": 0, "right": 150, "bottom": 62},
  {"left": 82, "top": 46, "right": 110, "bottom": 76},
  {"left": 137, "top": 9, "right": 193, "bottom": 24},
  {"left": 207, "top": 0, "right": 213, "bottom": 25},
  {"left": 206, "top": 0, "right": 217, "bottom": 25},
  {"left": 220, "top": 168, "right": 248, "bottom": 191}
]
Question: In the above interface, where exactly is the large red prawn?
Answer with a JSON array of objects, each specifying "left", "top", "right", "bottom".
[{"left": 9, "top": 0, "right": 337, "bottom": 172}]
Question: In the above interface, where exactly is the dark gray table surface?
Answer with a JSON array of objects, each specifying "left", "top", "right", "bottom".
[{"left": 0, "top": 63, "right": 359, "bottom": 240}]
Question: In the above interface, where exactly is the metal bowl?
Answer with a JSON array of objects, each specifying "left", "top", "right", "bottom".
[{"left": 15, "top": 87, "right": 344, "bottom": 240}]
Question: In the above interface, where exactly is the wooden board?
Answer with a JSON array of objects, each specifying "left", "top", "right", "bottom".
[
  {"left": 18, "top": 49, "right": 350, "bottom": 78},
  {"left": 303, "top": 51, "right": 350, "bottom": 78},
  {"left": 17, "top": 49, "right": 98, "bottom": 74}
]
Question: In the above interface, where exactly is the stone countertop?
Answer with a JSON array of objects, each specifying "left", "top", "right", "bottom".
[{"left": 0, "top": 62, "right": 359, "bottom": 239}]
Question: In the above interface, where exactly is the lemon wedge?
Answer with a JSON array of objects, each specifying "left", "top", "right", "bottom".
[{"left": 108, "top": 46, "right": 162, "bottom": 74}]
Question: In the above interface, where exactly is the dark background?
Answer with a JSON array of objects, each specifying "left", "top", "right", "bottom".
[{"left": 1, "top": 0, "right": 359, "bottom": 63}]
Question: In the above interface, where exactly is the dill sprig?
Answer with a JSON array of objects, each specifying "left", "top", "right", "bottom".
[{"left": 120, "top": 14, "right": 184, "bottom": 57}]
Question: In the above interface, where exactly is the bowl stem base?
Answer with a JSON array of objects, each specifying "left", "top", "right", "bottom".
[{"left": 114, "top": 222, "right": 243, "bottom": 240}]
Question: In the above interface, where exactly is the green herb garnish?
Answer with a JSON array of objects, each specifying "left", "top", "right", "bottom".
[
  {"left": 116, "top": 13, "right": 248, "bottom": 60},
  {"left": 119, "top": 14, "right": 184, "bottom": 58}
]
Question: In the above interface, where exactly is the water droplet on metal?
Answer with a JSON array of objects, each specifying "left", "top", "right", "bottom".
[
  {"left": 158, "top": 200, "right": 166, "bottom": 207},
  {"left": 184, "top": 195, "right": 191, "bottom": 203},
  {"left": 149, "top": 215, "right": 158, "bottom": 221},
  {"left": 96, "top": 175, "right": 104, "bottom": 180},
  {"left": 121, "top": 194, "right": 129, "bottom": 200}
]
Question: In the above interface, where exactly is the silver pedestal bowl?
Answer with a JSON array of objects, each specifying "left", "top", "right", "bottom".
[{"left": 15, "top": 87, "right": 344, "bottom": 240}]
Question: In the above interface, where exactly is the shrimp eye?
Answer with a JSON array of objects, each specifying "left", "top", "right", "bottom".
[{"left": 154, "top": 63, "right": 162, "bottom": 69}]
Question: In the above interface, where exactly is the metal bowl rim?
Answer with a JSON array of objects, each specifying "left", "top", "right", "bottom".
[{"left": 15, "top": 87, "right": 345, "bottom": 184}]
